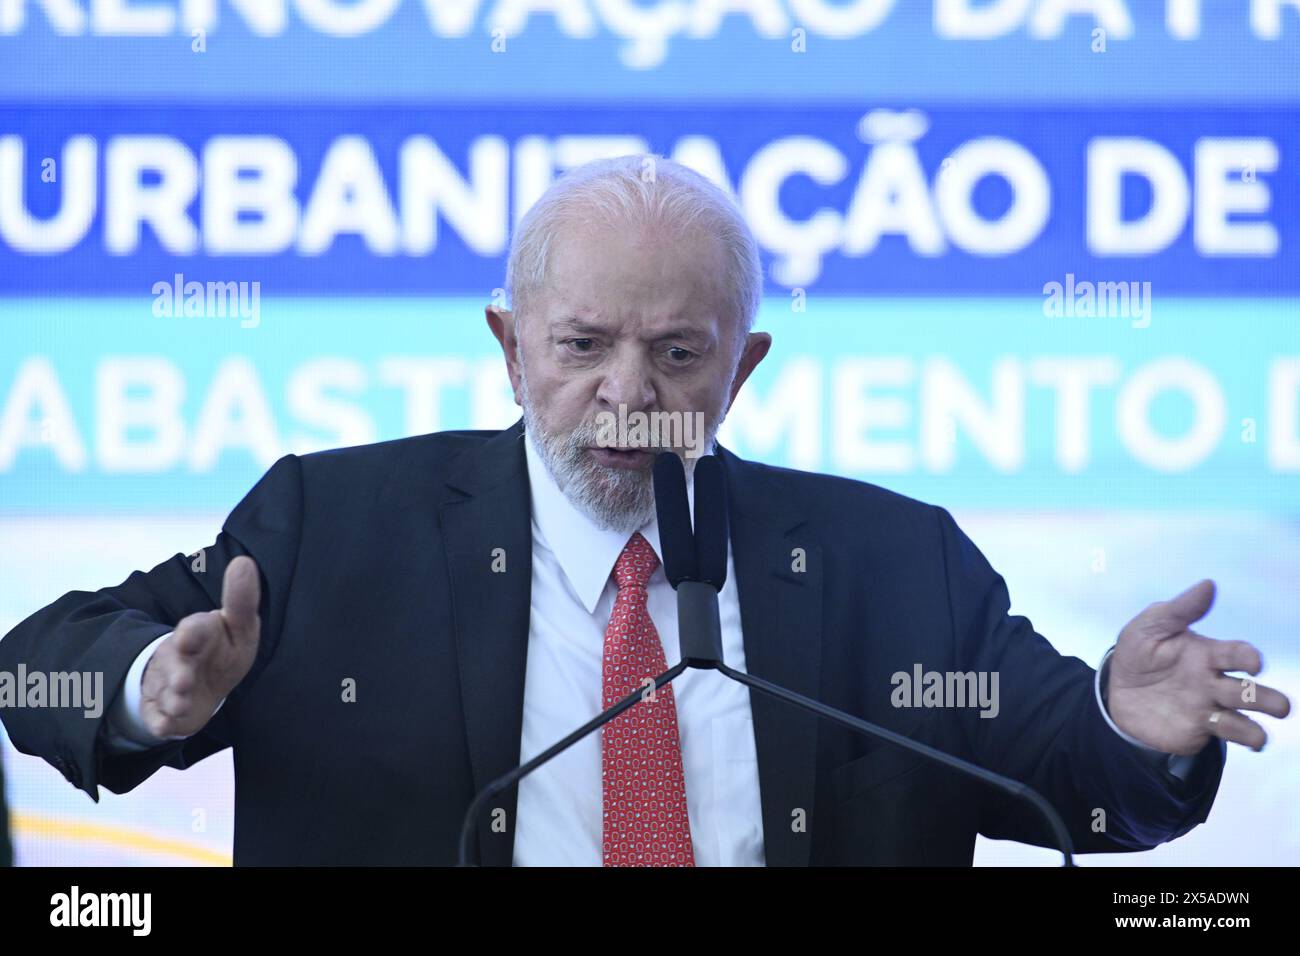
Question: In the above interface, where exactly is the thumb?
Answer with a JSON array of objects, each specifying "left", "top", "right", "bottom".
[
  {"left": 220, "top": 555, "right": 262, "bottom": 640},
  {"left": 1159, "top": 578, "right": 1216, "bottom": 631}
]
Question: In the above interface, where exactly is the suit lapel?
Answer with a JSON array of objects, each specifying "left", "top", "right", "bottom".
[
  {"left": 439, "top": 420, "right": 532, "bottom": 867},
  {"left": 720, "top": 446, "right": 824, "bottom": 867}
]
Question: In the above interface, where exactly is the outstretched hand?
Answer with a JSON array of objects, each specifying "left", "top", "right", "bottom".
[
  {"left": 139, "top": 556, "right": 261, "bottom": 739},
  {"left": 1107, "top": 580, "right": 1291, "bottom": 756}
]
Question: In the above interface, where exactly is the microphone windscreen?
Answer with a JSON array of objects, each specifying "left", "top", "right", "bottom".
[
  {"left": 653, "top": 451, "right": 696, "bottom": 587},
  {"left": 692, "top": 455, "right": 728, "bottom": 590}
]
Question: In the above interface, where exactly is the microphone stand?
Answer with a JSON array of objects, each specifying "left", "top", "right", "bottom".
[{"left": 457, "top": 583, "right": 1076, "bottom": 867}]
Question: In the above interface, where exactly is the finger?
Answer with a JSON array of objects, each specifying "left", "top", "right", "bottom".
[
  {"left": 1213, "top": 676, "right": 1292, "bottom": 718},
  {"left": 157, "top": 687, "right": 192, "bottom": 720},
  {"left": 143, "top": 706, "right": 180, "bottom": 739},
  {"left": 220, "top": 556, "right": 262, "bottom": 643},
  {"left": 1208, "top": 639, "right": 1263, "bottom": 675},
  {"left": 1158, "top": 579, "right": 1216, "bottom": 631},
  {"left": 1208, "top": 709, "right": 1268, "bottom": 751},
  {"left": 168, "top": 666, "right": 196, "bottom": 696},
  {"left": 169, "top": 614, "right": 220, "bottom": 657},
  {"left": 146, "top": 685, "right": 185, "bottom": 721}
]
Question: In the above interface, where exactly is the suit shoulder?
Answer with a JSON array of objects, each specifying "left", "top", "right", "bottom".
[
  {"left": 741, "top": 458, "right": 943, "bottom": 525},
  {"left": 293, "top": 429, "right": 499, "bottom": 480}
]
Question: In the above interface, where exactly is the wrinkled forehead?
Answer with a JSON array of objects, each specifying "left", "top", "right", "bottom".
[{"left": 530, "top": 215, "right": 736, "bottom": 339}]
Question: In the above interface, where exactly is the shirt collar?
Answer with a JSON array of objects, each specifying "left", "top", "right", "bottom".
[{"left": 523, "top": 426, "right": 694, "bottom": 614}]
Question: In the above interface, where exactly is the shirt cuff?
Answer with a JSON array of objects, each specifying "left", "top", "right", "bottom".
[
  {"left": 103, "top": 632, "right": 226, "bottom": 752},
  {"left": 1096, "top": 645, "right": 1198, "bottom": 782}
]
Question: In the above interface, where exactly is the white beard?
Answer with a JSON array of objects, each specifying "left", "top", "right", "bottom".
[{"left": 519, "top": 365, "right": 719, "bottom": 535}]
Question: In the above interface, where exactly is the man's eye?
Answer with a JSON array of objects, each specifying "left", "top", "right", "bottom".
[
  {"left": 666, "top": 347, "right": 695, "bottom": 363},
  {"left": 566, "top": 338, "right": 596, "bottom": 353}
]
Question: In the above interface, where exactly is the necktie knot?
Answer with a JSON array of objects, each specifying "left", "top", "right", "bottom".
[{"left": 613, "top": 532, "right": 659, "bottom": 591}]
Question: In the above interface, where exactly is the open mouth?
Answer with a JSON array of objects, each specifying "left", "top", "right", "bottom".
[{"left": 586, "top": 447, "right": 658, "bottom": 469}]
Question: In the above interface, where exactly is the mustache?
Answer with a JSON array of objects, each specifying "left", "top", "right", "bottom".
[{"left": 564, "top": 421, "right": 681, "bottom": 456}]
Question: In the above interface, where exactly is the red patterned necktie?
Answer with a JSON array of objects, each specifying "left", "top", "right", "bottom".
[{"left": 601, "top": 532, "right": 696, "bottom": 867}]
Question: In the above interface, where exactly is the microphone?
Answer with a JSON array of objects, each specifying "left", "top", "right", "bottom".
[
  {"left": 652, "top": 451, "right": 726, "bottom": 589},
  {"left": 652, "top": 451, "right": 696, "bottom": 586},
  {"left": 692, "top": 455, "right": 728, "bottom": 589},
  {"left": 653, "top": 452, "right": 724, "bottom": 666}
]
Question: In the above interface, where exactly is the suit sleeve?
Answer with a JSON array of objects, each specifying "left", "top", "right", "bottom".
[
  {"left": 933, "top": 506, "right": 1225, "bottom": 853},
  {"left": 0, "top": 454, "right": 304, "bottom": 802}
]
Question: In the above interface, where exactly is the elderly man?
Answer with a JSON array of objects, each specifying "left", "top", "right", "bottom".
[{"left": 0, "top": 155, "right": 1289, "bottom": 866}]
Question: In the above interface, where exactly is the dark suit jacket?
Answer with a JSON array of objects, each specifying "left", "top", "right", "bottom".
[{"left": 0, "top": 420, "right": 1224, "bottom": 865}]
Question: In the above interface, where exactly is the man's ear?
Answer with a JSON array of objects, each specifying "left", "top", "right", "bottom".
[
  {"left": 485, "top": 305, "right": 523, "bottom": 406},
  {"left": 726, "top": 331, "right": 772, "bottom": 411}
]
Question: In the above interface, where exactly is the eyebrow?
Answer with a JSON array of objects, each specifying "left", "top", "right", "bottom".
[
  {"left": 550, "top": 317, "right": 609, "bottom": 336},
  {"left": 550, "top": 317, "right": 716, "bottom": 348},
  {"left": 652, "top": 327, "right": 716, "bottom": 350}
]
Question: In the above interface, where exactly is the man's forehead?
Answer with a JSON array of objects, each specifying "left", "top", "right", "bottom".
[
  {"left": 524, "top": 214, "right": 735, "bottom": 336},
  {"left": 547, "top": 213, "right": 727, "bottom": 279}
]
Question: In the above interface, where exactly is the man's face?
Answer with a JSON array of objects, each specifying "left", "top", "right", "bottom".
[{"left": 488, "top": 217, "right": 770, "bottom": 533}]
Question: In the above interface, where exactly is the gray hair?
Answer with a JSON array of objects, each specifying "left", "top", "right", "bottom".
[{"left": 505, "top": 154, "right": 762, "bottom": 352}]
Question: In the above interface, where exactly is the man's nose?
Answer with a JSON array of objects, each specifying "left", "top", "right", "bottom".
[{"left": 595, "top": 351, "right": 656, "bottom": 413}]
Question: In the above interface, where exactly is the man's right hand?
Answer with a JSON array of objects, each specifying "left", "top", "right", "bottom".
[{"left": 140, "top": 555, "right": 262, "bottom": 739}]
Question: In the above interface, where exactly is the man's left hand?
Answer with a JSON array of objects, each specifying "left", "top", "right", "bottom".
[{"left": 1107, "top": 580, "right": 1291, "bottom": 756}]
